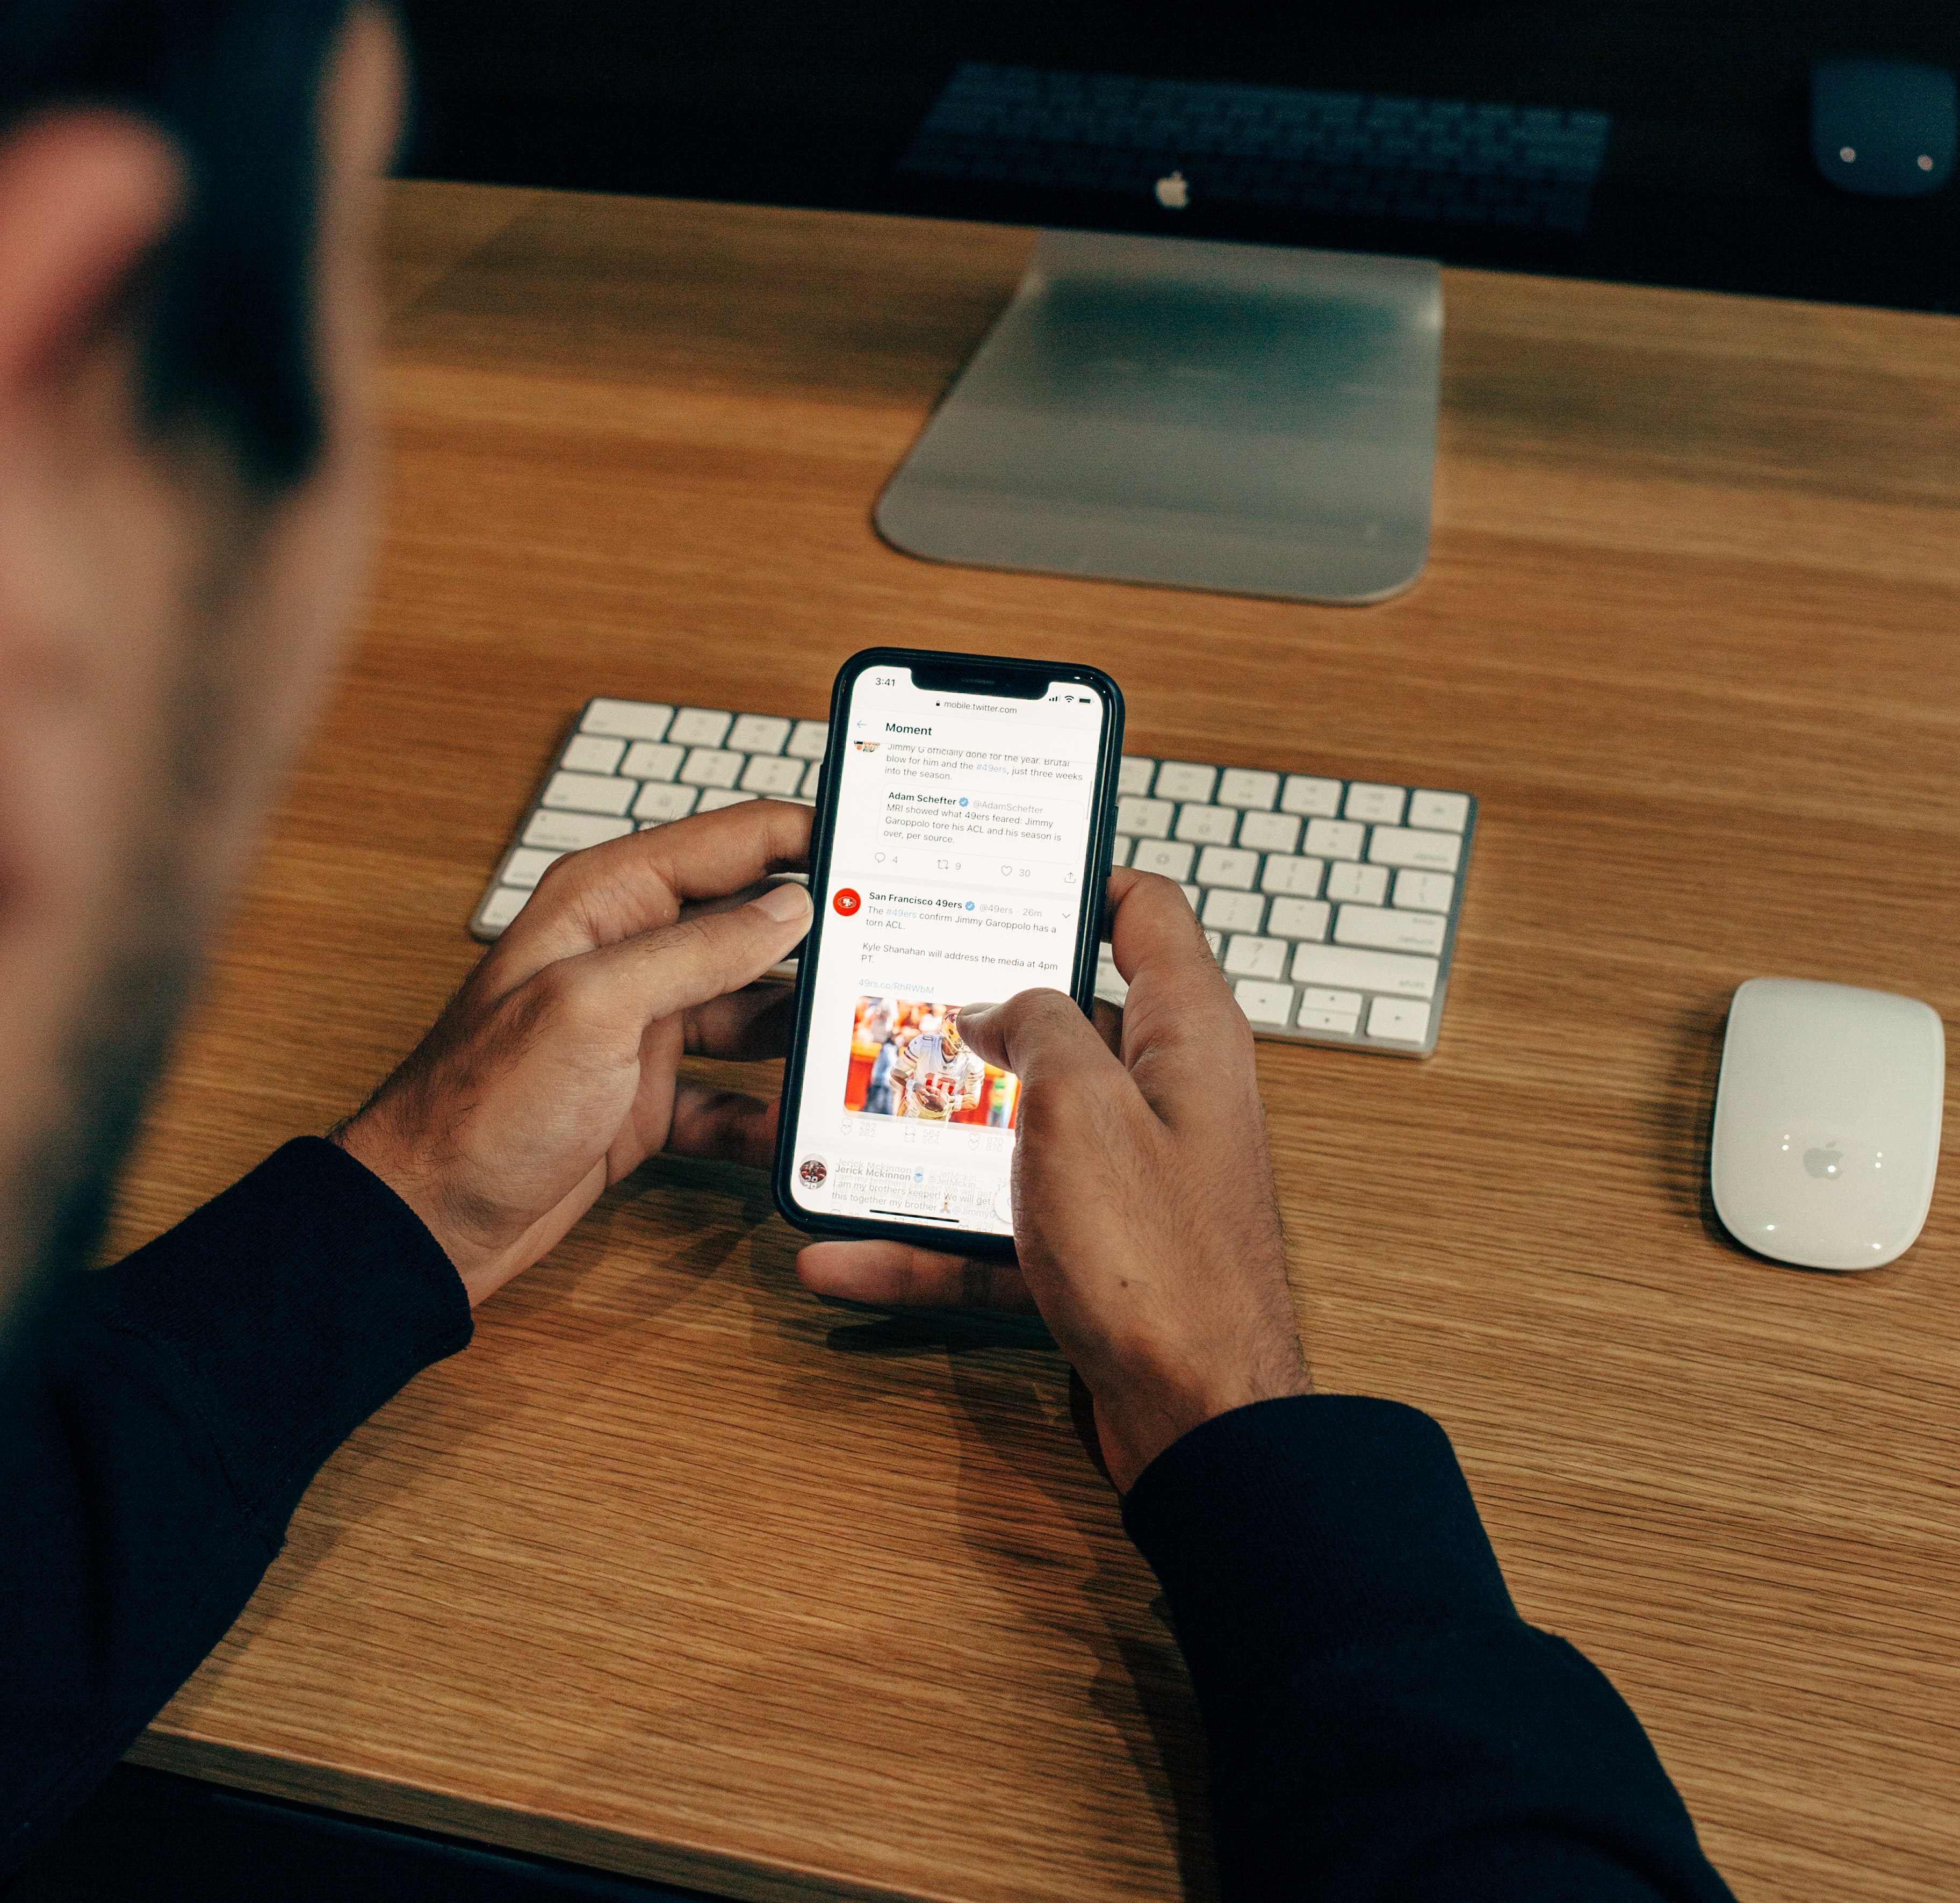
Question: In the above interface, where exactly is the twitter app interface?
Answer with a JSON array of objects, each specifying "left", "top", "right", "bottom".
[{"left": 788, "top": 668, "right": 1106, "bottom": 1236}]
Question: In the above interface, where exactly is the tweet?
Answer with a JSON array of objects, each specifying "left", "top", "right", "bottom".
[{"left": 787, "top": 666, "right": 1108, "bottom": 1236}]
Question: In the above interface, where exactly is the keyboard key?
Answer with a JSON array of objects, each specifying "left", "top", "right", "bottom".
[
  {"left": 1291, "top": 943, "right": 1439, "bottom": 998},
  {"left": 632, "top": 782, "right": 700, "bottom": 822},
  {"left": 1118, "top": 796, "right": 1174, "bottom": 839},
  {"left": 787, "top": 720, "right": 828, "bottom": 760},
  {"left": 1201, "top": 889, "right": 1266, "bottom": 933},
  {"left": 1281, "top": 775, "right": 1343, "bottom": 817},
  {"left": 1409, "top": 789, "right": 1470, "bottom": 832},
  {"left": 1117, "top": 757, "right": 1156, "bottom": 796},
  {"left": 1094, "top": 954, "right": 1129, "bottom": 1007},
  {"left": 669, "top": 707, "right": 734, "bottom": 748},
  {"left": 1224, "top": 936, "right": 1288, "bottom": 980},
  {"left": 1155, "top": 762, "right": 1217, "bottom": 802},
  {"left": 800, "top": 759, "right": 825, "bottom": 796},
  {"left": 1174, "top": 803, "right": 1237, "bottom": 845},
  {"left": 740, "top": 755, "right": 806, "bottom": 795},
  {"left": 560, "top": 734, "right": 626, "bottom": 774},
  {"left": 1110, "top": 836, "right": 1133, "bottom": 868},
  {"left": 679, "top": 747, "right": 744, "bottom": 788},
  {"left": 1301, "top": 986, "right": 1364, "bottom": 1016},
  {"left": 1368, "top": 826, "right": 1462, "bottom": 872},
  {"left": 1327, "top": 861, "right": 1389, "bottom": 904},
  {"left": 1260, "top": 854, "right": 1324, "bottom": 897},
  {"left": 1393, "top": 869, "right": 1455, "bottom": 913},
  {"left": 479, "top": 886, "right": 531, "bottom": 930},
  {"left": 1204, "top": 930, "right": 1223, "bottom": 960},
  {"left": 1234, "top": 979, "right": 1296, "bottom": 1026},
  {"left": 1303, "top": 817, "right": 1366, "bottom": 860},
  {"left": 543, "top": 770, "right": 636, "bottom": 816},
  {"left": 622, "top": 740, "right": 685, "bottom": 781},
  {"left": 524, "top": 809, "right": 634, "bottom": 851},
  {"left": 1130, "top": 839, "right": 1195, "bottom": 882},
  {"left": 727, "top": 714, "right": 792, "bottom": 754},
  {"left": 1344, "top": 782, "right": 1406, "bottom": 824},
  {"left": 501, "top": 847, "right": 563, "bottom": 889},
  {"left": 1266, "top": 897, "right": 1330, "bottom": 941},
  {"left": 1336, "top": 904, "right": 1446, "bottom": 954},
  {"left": 1367, "top": 997, "right": 1432, "bottom": 1043},
  {"left": 1293, "top": 1003, "right": 1356, "bottom": 1035},
  {"left": 1195, "top": 846, "right": 1259, "bottom": 889},
  {"left": 1216, "top": 768, "right": 1280, "bottom": 810},
  {"left": 582, "top": 699, "right": 673, "bottom": 741},
  {"left": 697, "top": 788, "right": 757, "bottom": 812},
  {"left": 1179, "top": 884, "right": 1200, "bottom": 910},
  {"left": 1237, "top": 810, "right": 1300, "bottom": 854}
]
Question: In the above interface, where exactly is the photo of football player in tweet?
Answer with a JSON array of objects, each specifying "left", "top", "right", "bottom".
[{"left": 843, "top": 997, "right": 1020, "bottom": 1128}]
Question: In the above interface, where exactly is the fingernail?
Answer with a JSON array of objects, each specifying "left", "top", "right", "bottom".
[{"left": 751, "top": 881, "right": 812, "bottom": 923}]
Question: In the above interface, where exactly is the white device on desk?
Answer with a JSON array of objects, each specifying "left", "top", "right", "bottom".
[
  {"left": 472, "top": 698, "right": 1477, "bottom": 1057},
  {"left": 1711, "top": 978, "right": 1945, "bottom": 1271}
]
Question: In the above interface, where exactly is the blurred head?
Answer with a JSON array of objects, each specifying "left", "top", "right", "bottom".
[{"left": 0, "top": 3, "right": 403, "bottom": 1329}]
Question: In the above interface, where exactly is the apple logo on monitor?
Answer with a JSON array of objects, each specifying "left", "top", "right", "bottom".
[{"left": 1154, "top": 170, "right": 1190, "bottom": 209}]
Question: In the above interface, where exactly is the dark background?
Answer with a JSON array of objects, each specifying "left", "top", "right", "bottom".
[{"left": 395, "top": 0, "right": 1960, "bottom": 311}]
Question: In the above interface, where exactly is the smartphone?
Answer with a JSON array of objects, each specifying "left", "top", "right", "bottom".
[{"left": 773, "top": 648, "right": 1126, "bottom": 1256}]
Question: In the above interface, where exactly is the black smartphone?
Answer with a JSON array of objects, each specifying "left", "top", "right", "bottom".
[{"left": 772, "top": 647, "right": 1126, "bottom": 1256}]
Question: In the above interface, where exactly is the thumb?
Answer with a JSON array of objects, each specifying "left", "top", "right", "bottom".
[
  {"left": 958, "top": 988, "right": 1126, "bottom": 1094},
  {"left": 560, "top": 878, "right": 812, "bottom": 1040}
]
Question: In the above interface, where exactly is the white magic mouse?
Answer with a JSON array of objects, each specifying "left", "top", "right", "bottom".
[{"left": 1710, "top": 978, "right": 1944, "bottom": 1271}]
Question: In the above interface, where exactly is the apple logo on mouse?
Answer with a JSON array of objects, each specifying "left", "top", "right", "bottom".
[
  {"left": 1154, "top": 170, "right": 1190, "bottom": 209},
  {"left": 1803, "top": 1143, "right": 1843, "bottom": 1181}
]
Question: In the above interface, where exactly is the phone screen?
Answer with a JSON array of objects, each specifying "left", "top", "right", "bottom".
[{"left": 782, "top": 660, "right": 1114, "bottom": 1241}]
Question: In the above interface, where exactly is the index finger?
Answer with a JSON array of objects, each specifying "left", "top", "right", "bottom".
[
  {"left": 1100, "top": 867, "right": 1259, "bottom": 1115},
  {"left": 491, "top": 799, "right": 813, "bottom": 976}
]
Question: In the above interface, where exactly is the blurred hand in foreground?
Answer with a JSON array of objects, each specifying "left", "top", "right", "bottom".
[
  {"left": 798, "top": 866, "right": 1310, "bottom": 1492},
  {"left": 338, "top": 801, "right": 813, "bottom": 1306}
]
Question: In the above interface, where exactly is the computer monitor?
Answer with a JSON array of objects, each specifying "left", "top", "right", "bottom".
[
  {"left": 403, "top": 4, "right": 1960, "bottom": 308},
  {"left": 400, "top": 3, "right": 1960, "bottom": 600}
]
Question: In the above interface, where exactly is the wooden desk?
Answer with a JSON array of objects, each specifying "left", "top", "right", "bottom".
[{"left": 110, "top": 182, "right": 1960, "bottom": 1903}]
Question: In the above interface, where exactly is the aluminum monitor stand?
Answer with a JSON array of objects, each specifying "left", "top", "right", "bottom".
[{"left": 876, "top": 232, "right": 1441, "bottom": 605}]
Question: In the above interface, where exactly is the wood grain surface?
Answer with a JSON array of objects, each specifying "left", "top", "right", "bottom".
[{"left": 107, "top": 181, "right": 1960, "bottom": 1902}]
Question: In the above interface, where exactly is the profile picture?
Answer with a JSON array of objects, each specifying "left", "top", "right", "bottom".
[
  {"left": 853, "top": 739, "right": 881, "bottom": 753},
  {"left": 844, "top": 997, "right": 1019, "bottom": 1128},
  {"left": 797, "top": 1155, "right": 828, "bottom": 1188}
]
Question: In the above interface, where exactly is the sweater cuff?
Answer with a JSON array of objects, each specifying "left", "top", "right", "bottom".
[
  {"left": 1122, "top": 1395, "right": 1516, "bottom": 1681},
  {"left": 83, "top": 1138, "right": 472, "bottom": 1526}
]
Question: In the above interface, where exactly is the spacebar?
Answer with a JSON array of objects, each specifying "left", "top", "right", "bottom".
[{"left": 1290, "top": 944, "right": 1439, "bottom": 999}]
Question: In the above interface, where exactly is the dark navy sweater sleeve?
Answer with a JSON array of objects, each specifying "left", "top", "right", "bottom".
[
  {"left": 0, "top": 1138, "right": 471, "bottom": 1877},
  {"left": 1122, "top": 1396, "right": 1736, "bottom": 1902}
]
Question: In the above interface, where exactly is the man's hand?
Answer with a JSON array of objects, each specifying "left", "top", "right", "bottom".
[
  {"left": 797, "top": 867, "right": 1310, "bottom": 1492},
  {"left": 338, "top": 801, "right": 813, "bottom": 1306}
]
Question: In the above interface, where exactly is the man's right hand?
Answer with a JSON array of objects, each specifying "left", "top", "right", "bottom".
[{"left": 797, "top": 867, "right": 1311, "bottom": 1493}]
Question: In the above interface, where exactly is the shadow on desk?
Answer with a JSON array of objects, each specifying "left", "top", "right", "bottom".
[{"left": 11, "top": 1768, "right": 724, "bottom": 1903}]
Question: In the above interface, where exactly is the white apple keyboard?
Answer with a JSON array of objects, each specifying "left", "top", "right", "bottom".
[{"left": 472, "top": 698, "right": 1477, "bottom": 1058}]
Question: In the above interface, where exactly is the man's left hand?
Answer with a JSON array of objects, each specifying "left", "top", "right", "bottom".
[{"left": 336, "top": 800, "right": 812, "bottom": 1305}]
